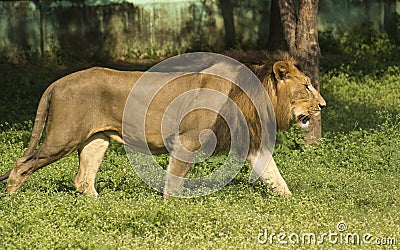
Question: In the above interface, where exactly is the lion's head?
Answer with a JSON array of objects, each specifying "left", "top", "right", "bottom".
[{"left": 226, "top": 50, "right": 326, "bottom": 130}]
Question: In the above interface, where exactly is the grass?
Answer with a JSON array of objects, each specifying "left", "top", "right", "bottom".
[{"left": 0, "top": 57, "right": 399, "bottom": 249}]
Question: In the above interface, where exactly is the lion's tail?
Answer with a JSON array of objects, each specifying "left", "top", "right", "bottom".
[
  {"left": 24, "top": 85, "right": 54, "bottom": 156},
  {"left": 0, "top": 85, "right": 54, "bottom": 181},
  {"left": 0, "top": 170, "right": 10, "bottom": 181}
]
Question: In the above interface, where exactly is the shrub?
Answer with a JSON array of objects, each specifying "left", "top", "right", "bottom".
[{"left": 320, "top": 23, "right": 400, "bottom": 76}]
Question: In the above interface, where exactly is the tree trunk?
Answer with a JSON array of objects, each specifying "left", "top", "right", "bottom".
[
  {"left": 40, "top": 1, "right": 45, "bottom": 58},
  {"left": 219, "top": 0, "right": 236, "bottom": 49},
  {"left": 33, "top": 0, "right": 45, "bottom": 58},
  {"left": 364, "top": 0, "right": 373, "bottom": 23},
  {"left": 296, "top": 0, "right": 321, "bottom": 144},
  {"left": 267, "top": 0, "right": 287, "bottom": 50},
  {"left": 277, "top": 0, "right": 297, "bottom": 51},
  {"left": 384, "top": 0, "right": 399, "bottom": 43},
  {"left": 278, "top": 0, "right": 322, "bottom": 144}
]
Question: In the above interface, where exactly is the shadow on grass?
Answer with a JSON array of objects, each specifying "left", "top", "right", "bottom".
[
  {"left": 322, "top": 91, "right": 400, "bottom": 135},
  {"left": 0, "top": 60, "right": 159, "bottom": 130}
]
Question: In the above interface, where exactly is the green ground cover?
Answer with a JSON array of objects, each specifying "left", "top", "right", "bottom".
[{"left": 0, "top": 30, "right": 399, "bottom": 249}]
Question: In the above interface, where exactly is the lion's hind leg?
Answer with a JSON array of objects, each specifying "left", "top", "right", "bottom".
[
  {"left": 73, "top": 132, "right": 110, "bottom": 196},
  {"left": 6, "top": 140, "right": 79, "bottom": 194}
]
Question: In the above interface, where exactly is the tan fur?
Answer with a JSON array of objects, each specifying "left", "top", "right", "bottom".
[
  {"left": 226, "top": 50, "right": 326, "bottom": 130},
  {"left": 3, "top": 51, "right": 325, "bottom": 197}
]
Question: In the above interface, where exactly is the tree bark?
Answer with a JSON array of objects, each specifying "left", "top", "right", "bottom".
[
  {"left": 384, "top": 0, "right": 399, "bottom": 43},
  {"left": 277, "top": 0, "right": 322, "bottom": 143},
  {"left": 364, "top": 0, "right": 373, "bottom": 23},
  {"left": 219, "top": 0, "right": 236, "bottom": 49},
  {"left": 256, "top": 0, "right": 270, "bottom": 49},
  {"left": 296, "top": 0, "right": 321, "bottom": 144},
  {"left": 33, "top": 0, "right": 45, "bottom": 58},
  {"left": 278, "top": 0, "right": 297, "bottom": 51},
  {"left": 267, "top": 0, "right": 287, "bottom": 50}
]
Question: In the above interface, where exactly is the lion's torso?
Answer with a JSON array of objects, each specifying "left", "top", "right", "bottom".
[
  {"left": 47, "top": 67, "right": 252, "bottom": 155},
  {"left": 45, "top": 51, "right": 325, "bottom": 156}
]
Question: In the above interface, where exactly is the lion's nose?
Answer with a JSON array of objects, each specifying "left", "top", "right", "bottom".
[{"left": 318, "top": 101, "right": 326, "bottom": 110}]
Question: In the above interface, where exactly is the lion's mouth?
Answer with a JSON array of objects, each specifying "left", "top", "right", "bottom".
[{"left": 297, "top": 114, "right": 311, "bottom": 129}]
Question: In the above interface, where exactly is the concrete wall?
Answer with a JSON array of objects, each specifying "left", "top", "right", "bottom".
[
  {"left": 0, "top": 0, "right": 398, "bottom": 63},
  {"left": 318, "top": 0, "right": 398, "bottom": 34},
  {"left": 0, "top": 0, "right": 269, "bottom": 62}
]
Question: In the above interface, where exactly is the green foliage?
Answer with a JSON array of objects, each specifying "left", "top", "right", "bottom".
[
  {"left": 321, "top": 66, "right": 400, "bottom": 133},
  {"left": 320, "top": 24, "right": 400, "bottom": 76},
  {"left": 275, "top": 126, "right": 306, "bottom": 154},
  {"left": 125, "top": 47, "right": 165, "bottom": 60},
  {"left": 188, "top": 30, "right": 212, "bottom": 52},
  {"left": 0, "top": 63, "right": 68, "bottom": 127}
]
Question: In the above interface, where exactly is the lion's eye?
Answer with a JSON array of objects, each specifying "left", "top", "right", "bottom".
[{"left": 305, "top": 85, "right": 311, "bottom": 91}]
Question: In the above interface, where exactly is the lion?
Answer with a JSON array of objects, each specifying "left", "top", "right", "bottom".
[{"left": 0, "top": 51, "right": 325, "bottom": 197}]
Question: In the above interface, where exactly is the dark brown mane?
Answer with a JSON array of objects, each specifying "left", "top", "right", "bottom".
[
  {"left": 224, "top": 50, "right": 298, "bottom": 82},
  {"left": 213, "top": 50, "right": 300, "bottom": 155}
]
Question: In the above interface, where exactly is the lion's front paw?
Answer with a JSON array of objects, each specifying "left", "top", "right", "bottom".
[{"left": 273, "top": 186, "right": 292, "bottom": 198}]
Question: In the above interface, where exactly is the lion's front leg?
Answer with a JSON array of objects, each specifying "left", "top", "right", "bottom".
[
  {"left": 247, "top": 150, "right": 292, "bottom": 197},
  {"left": 74, "top": 133, "right": 110, "bottom": 196},
  {"left": 163, "top": 156, "right": 192, "bottom": 199}
]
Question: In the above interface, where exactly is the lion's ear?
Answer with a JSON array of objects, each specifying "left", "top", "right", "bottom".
[{"left": 273, "top": 61, "right": 290, "bottom": 81}]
